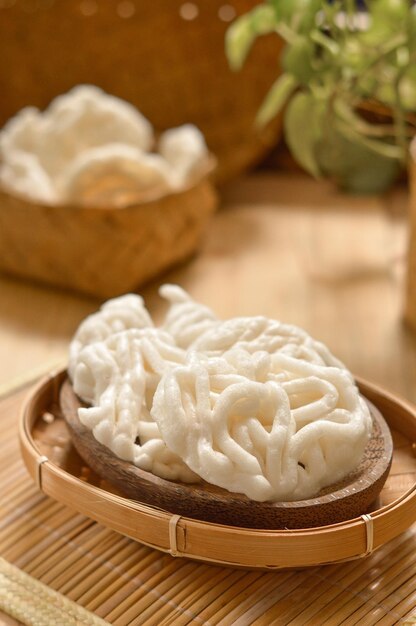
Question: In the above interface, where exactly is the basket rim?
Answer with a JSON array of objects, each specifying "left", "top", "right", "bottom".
[
  {"left": 0, "top": 155, "right": 217, "bottom": 212},
  {"left": 18, "top": 369, "right": 416, "bottom": 569}
]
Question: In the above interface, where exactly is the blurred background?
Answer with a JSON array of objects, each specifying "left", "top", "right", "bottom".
[{"left": 0, "top": 0, "right": 415, "bottom": 405}]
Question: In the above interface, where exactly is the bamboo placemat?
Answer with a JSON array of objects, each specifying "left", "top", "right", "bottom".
[
  {"left": 0, "top": 557, "right": 109, "bottom": 626},
  {"left": 1, "top": 385, "right": 416, "bottom": 625}
]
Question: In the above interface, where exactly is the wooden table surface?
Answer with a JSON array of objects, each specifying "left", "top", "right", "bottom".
[
  {"left": 1, "top": 173, "right": 416, "bottom": 626},
  {"left": 1, "top": 172, "right": 415, "bottom": 404}
]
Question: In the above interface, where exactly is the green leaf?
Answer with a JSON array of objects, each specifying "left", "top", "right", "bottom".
[
  {"left": 282, "top": 36, "right": 314, "bottom": 84},
  {"left": 283, "top": 92, "right": 324, "bottom": 177},
  {"left": 225, "top": 6, "right": 277, "bottom": 71},
  {"left": 334, "top": 99, "right": 396, "bottom": 138},
  {"left": 256, "top": 74, "right": 298, "bottom": 127},
  {"left": 225, "top": 14, "right": 255, "bottom": 71},
  {"left": 310, "top": 30, "right": 339, "bottom": 56},
  {"left": 250, "top": 5, "right": 277, "bottom": 35},
  {"left": 336, "top": 119, "right": 404, "bottom": 160},
  {"left": 277, "top": 0, "right": 321, "bottom": 32}
]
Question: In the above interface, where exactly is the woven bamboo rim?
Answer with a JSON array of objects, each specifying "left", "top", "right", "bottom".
[{"left": 19, "top": 370, "right": 416, "bottom": 570}]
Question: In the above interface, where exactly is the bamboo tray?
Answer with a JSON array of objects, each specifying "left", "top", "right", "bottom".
[
  {"left": 60, "top": 378, "right": 393, "bottom": 530},
  {"left": 19, "top": 370, "right": 416, "bottom": 570}
]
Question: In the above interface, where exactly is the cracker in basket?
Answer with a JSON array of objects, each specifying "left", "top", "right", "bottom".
[
  {"left": 73, "top": 327, "right": 198, "bottom": 483},
  {"left": 0, "top": 85, "right": 210, "bottom": 206},
  {"left": 69, "top": 286, "right": 372, "bottom": 501},
  {"left": 159, "top": 124, "right": 209, "bottom": 186},
  {"left": 152, "top": 350, "right": 371, "bottom": 502},
  {"left": 68, "top": 294, "right": 153, "bottom": 381},
  {"left": 61, "top": 144, "right": 173, "bottom": 207},
  {"left": 160, "top": 284, "right": 218, "bottom": 348},
  {"left": 190, "top": 314, "right": 346, "bottom": 369}
]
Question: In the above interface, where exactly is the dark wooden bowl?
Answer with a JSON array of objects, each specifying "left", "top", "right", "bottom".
[{"left": 60, "top": 378, "right": 393, "bottom": 529}]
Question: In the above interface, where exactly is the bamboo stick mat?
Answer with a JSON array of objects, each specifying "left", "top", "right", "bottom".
[{"left": 1, "top": 385, "right": 416, "bottom": 625}]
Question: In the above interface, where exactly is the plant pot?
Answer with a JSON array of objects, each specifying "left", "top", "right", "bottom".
[{"left": 318, "top": 128, "right": 400, "bottom": 195}]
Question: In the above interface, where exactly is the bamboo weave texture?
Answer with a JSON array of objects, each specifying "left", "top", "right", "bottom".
[{"left": 2, "top": 386, "right": 416, "bottom": 625}]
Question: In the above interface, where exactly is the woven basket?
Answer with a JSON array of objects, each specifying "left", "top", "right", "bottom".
[
  {"left": 0, "top": 174, "right": 217, "bottom": 298},
  {"left": 0, "top": 0, "right": 284, "bottom": 183}
]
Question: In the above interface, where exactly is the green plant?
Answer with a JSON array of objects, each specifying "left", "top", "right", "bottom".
[{"left": 226, "top": 0, "right": 416, "bottom": 193}]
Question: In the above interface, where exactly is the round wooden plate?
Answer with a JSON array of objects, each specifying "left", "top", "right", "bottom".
[
  {"left": 59, "top": 378, "right": 393, "bottom": 530},
  {"left": 19, "top": 370, "right": 416, "bottom": 569}
]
